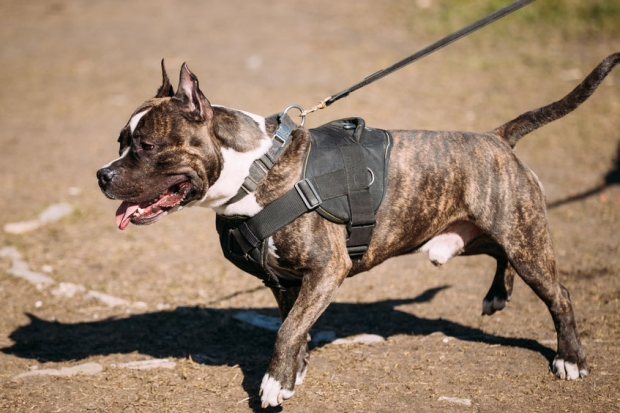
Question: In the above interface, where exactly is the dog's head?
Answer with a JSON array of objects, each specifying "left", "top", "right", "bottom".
[{"left": 97, "top": 61, "right": 269, "bottom": 230}]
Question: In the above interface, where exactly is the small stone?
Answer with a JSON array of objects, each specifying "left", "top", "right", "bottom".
[
  {"left": 332, "top": 334, "right": 385, "bottom": 345},
  {"left": 438, "top": 396, "right": 472, "bottom": 406},
  {"left": 0, "top": 246, "right": 22, "bottom": 260},
  {"left": 4, "top": 203, "right": 73, "bottom": 234},
  {"left": 52, "top": 282, "right": 86, "bottom": 298},
  {"left": 15, "top": 363, "right": 103, "bottom": 379},
  {"left": 234, "top": 310, "right": 282, "bottom": 331},
  {"left": 111, "top": 359, "right": 176, "bottom": 370},
  {"left": 85, "top": 290, "right": 129, "bottom": 307},
  {"left": 4, "top": 220, "right": 41, "bottom": 234},
  {"left": 37, "top": 203, "right": 73, "bottom": 224},
  {"left": 9, "top": 260, "right": 55, "bottom": 288},
  {"left": 68, "top": 187, "right": 82, "bottom": 196}
]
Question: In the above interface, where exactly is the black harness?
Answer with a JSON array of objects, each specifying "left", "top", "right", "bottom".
[{"left": 216, "top": 113, "right": 392, "bottom": 290}]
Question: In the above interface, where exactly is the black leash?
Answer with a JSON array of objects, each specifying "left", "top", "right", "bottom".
[{"left": 301, "top": 0, "right": 537, "bottom": 117}]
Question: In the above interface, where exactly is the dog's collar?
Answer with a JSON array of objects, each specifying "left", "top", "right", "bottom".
[{"left": 223, "top": 112, "right": 298, "bottom": 206}]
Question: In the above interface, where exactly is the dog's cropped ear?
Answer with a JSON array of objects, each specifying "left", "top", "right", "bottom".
[
  {"left": 155, "top": 59, "right": 175, "bottom": 98},
  {"left": 174, "top": 63, "right": 213, "bottom": 122}
]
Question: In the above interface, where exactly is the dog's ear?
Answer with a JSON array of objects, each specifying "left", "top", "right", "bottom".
[
  {"left": 155, "top": 59, "right": 174, "bottom": 98},
  {"left": 174, "top": 63, "right": 213, "bottom": 122}
]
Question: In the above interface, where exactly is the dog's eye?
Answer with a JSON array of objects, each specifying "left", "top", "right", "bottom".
[{"left": 140, "top": 142, "right": 155, "bottom": 151}]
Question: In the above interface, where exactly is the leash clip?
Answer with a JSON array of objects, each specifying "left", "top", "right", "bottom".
[{"left": 300, "top": 97, "right": 330, "bottom": 118}]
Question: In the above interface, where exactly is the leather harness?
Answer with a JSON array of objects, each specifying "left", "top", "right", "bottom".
[{"left": 216, "top": 113, "right": 392, "bottom": 290}]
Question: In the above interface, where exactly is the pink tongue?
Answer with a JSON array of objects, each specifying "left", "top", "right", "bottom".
[{"left": 115, "top": 202, "right": 141, "bottom": 230}]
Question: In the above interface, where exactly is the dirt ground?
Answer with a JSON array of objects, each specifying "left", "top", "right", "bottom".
[{"left": 1, "top": 1, "right": 619, "bottom": 412}]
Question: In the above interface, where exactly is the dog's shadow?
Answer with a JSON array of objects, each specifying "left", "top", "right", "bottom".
[
  {"left": 2, "top": 286, "right": 554, "bottom": 412},
  {"left": 547, "top": 140, "right": 620, "bottom": 208}
]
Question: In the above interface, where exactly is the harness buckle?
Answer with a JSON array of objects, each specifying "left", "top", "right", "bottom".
[
  {"left": 295, "top": 179, "right": 322, "bottom": 210},
  {"left": 346, "top": 222, "right": 375, "bottom": 260},
  {"left": 273, "top": 124, "right": 291, "bottom": 144}
]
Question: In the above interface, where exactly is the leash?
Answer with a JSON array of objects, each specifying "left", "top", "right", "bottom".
[{"left": 300, "top": 0, "right": 537, "bottom": 118}]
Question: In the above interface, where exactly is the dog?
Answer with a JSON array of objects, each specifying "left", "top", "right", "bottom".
[{"left": 97, "top": 52, "right": 619, "bottom": 408}]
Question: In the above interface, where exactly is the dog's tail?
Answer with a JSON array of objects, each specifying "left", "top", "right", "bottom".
[{"left": 493, "top": 52, "right": 620, "bottom": 148}]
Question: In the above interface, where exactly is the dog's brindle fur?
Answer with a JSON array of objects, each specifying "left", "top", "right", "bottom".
[{"left": 98, "top": 53, "right": 620, "bottom": 408}]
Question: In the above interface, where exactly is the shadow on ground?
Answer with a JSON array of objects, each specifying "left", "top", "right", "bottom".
[
  {"left": 2, "top": 286, "right": 554, "bottom": 411},
  {"left": 548, "top": 141, "right": 620, "bottom": 208}
]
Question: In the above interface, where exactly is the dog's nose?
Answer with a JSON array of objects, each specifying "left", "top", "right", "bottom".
[{"left": 97, "top": 167, "right": 115, "bottom": 187}]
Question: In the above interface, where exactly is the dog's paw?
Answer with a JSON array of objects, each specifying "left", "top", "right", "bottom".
[
  {"left": 260, "top": 374, "right": 294, "bottom": 408},
  {"left": 481, "top": 296, "right": 506, "bottom": 315},
  {"left": 295, "top": 364, "right": 308, "bottom": 385},
  {"left": 552, "top": 358, "right": 588, "bottom": 380}
]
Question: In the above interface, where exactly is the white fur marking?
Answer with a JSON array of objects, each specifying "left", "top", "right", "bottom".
[
  {"left": 239, "top": 109, "right": 268, "bottom": 135},
  {"left": 564, "top": 362, "right": 580, "bottom": 380},
  {"left": 553, "top": 358, "right": 581, "bottom": 380},
  {"left": 215, "top": 192, "right": 262, "bottom": 217},
  {"left": 553, "top": 358, "right": 566, "bottom": 380},
  {"left": 129, "top": 109, "right": 150, "bottom": 134},
  {"left": 280, "top": 388, "right": 295, "bottom": 400},
  {"left": 101, "top": 109, "right": 149, "bottom": 170},
  {"left": 197, "top": 127, "right": 271, "bottom": 210},
  {"left": 267, "top": 237, "right": 280, "bottom": 259},
  {"left": 295, "top": 366, "right": 308, "bottom": 385},
  {"left": 101, "top": 147, "right": 130, "bottom": 169},
  {"left": 260, "top": 374, "right": 294, "bottom": 407}
]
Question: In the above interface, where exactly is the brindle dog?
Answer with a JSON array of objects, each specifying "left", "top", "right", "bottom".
[{"left": 98, "top": 53, "right": 619, "bottom": 408}]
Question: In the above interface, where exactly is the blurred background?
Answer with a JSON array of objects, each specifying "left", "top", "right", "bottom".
[{"left": 0, "top": 1, "right": 618, "bottom": 411}]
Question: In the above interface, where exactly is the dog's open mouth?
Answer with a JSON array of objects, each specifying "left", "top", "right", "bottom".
[{"left": 115, "top": 181, "right": 193, "bottom": 230}]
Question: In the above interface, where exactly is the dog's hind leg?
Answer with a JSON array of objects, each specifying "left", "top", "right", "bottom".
[
  {"left": 460, "top": 235, "right": 515, "bottom": 316},
  {"left": 482, "top": 255, "right": 516, "bottom": 316},
  {"left": 491, "top": 211, "right": 588, "bottom": 379},
  {"left": 509, "top": 250, "right": 587, "bottom": 379}
]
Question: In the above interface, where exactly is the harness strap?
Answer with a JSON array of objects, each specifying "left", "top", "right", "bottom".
[
  {"left": 339, "top": 144, "right": 376, "bottom": 258},
  {"left": 224, "top": 113, "right": 298, "bottom": 205},
  {"left": 231, "top": 153, "right": 375, "bottom": 260},
  {"left": 233, "top": 173, "right": 338, "bottom": 249},
  {"left": 219, "top": 116, "right": 388, "bottom": 290}
]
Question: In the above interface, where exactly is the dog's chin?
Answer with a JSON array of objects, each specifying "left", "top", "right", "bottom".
[{"left": 115, "top": 180, "right": 196, "bottom": 230}]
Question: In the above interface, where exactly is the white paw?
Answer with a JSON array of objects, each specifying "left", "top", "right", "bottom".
[
  {"left": 482, "top": 296, "right": 506, "bottom": 315},
  {"left": 553, "top": 359, "right": 586, "bottom": 380},
  {"left": 295, "top": 365, "right": 308, "bottom": 385},
  {"left": 260, "top": 374, "right": 294, "bottom": 408}
]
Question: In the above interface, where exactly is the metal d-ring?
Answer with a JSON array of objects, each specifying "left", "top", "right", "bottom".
[
  {"left": 367, "top": 167, "right": 375, "bottom": 186},
  {"left": 283, "top": 104, "right": 305, "bottom": 127}
]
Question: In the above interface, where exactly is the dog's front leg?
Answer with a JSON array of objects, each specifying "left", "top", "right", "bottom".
[
  {"left": 260, "top": 248, "right": 351, "bottom": 408},
  {"left": 270, "top": 286, "right": 311, "bottom": 386}
]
